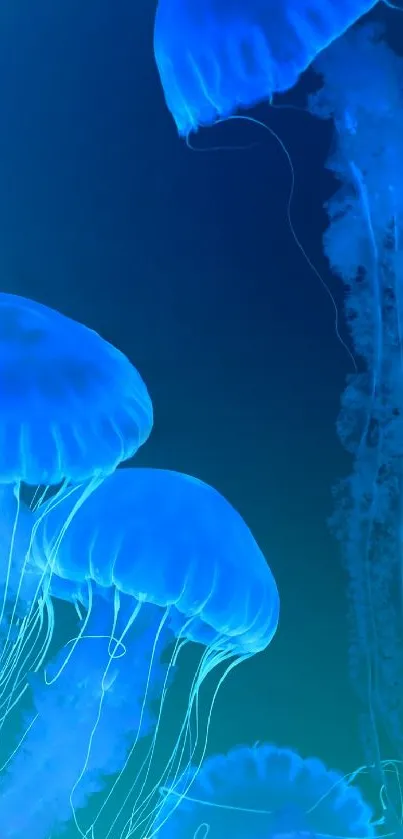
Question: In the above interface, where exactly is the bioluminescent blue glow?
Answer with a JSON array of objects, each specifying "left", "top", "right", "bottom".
[
  {"left": 32, "top": 467, "right": 279, "bottom": 654},
  {"left": 6, "top": 466, "right": 278, "bottom": 837},
  {"left": 308, "top": 21, "right": 403, "bottom": 832},
  {"left": 152, "top": 742, "right": 375, "bottom": 838},
  {"left": 153, "top": 0, "right": 378, "bottom": 136},
  {"left": 0, "top": 588, "right": 170, "bottom": 838},
  {"left": 5, "top": 5, "right": 401, "bottom": 835},
  {"left": 0, "top": 292, "right": 152, "bottom": 485},
  {"left": 0, "top": 293, "right": 153, "bottom": 832}
]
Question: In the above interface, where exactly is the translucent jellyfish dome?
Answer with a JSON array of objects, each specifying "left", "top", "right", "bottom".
[
  {"left": 153, "top": 743, "right": 375, "bottom": 838},
  {"left": 20, "top": 467, "right": 279, "bottom": 837},
  {"left": 0, "top": 292, "right": 153, "bottom": 485},
  {"left": 0, "top": 292, "right": 153, "bottom": 761},
  {"left": 153, "top": 0, "right": 379, "bottom": 136},
  {"left": 32, "top": 467, "right": 279, "bottom": 653}
]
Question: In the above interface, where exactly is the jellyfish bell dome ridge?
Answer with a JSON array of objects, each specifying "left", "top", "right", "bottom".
[
  {"left": 32, "top": 467, "right": 280, "bottom": 656},
  {"left": 153, "top": 0, "right": 379, "bottom": 136},
  {"left": 0, "top": 292, "right": 153, "bottom": 486}
]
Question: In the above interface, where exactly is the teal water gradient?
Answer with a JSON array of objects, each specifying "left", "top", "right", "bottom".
[{"left": 0, "top": 0, "right": 396, "bottom": 831}]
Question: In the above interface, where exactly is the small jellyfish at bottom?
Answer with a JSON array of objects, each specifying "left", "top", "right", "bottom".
[{"left": 152, "top": 742, "right": 376, "bottom": 839}]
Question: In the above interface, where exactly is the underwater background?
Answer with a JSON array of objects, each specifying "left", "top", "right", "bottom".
[{"left": 0, "top": 0, "right": 400, "bottom": 823}]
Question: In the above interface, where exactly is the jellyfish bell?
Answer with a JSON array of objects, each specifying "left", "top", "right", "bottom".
[
  {"left": 0, "top": 292, "right": 153, "bottom": 485},
  {"left": 31, "top": 467, "right": 279, "bottom": 655},
  {"left": 152, "top": 743, "right": 375, "bottom": 839},
  {"left": 0, "top": 292, "right": 153, "bottom": 741},
  {"left": 153, "top": 0, "right": 379, "bottom": 136},
  {"left": 27, "top": 467, "right": 279, "bottom": 836}
]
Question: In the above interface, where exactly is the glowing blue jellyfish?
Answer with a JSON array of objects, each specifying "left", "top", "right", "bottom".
[
  {"left": 307, "top": 20, "right": 403, "bottom": 832},
  {"left": 0, "top": 292, "right": 152, "bottom": 745},
  {"left": 32, "top": 467, "right": 278, "bottom": 651},
  {"left": 20, "top": 466, "right": 279, "bottom": 838},
  {"left": 0, "top": 292, "right": 152, "bottom": 485},
  {"left": 152, "top": 743, "right": 375, "bottom": 839},
  {"left": 0, "top": 587, "right": 171, "bottom": 838},
  {"left": 153, "top": 0, "right": 379, "bottom": 136}
]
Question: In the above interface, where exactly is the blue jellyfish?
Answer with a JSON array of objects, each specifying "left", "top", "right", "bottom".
[
  {"left": 0, "top": 587, "right": 172, "bottom": 838},
  {"left": 0, "top": 292, "right": 152, "bottom": 752},
  {"left": 153, "top": 0, "right": 380, "bottom": 136},
  {"left": 31, "top": 467, "right": 278, "bottom": 654},
  {"left": 306, "top": 20, "right": 403, "bottom": 831},
  {"left": 16, "top": 466, "right": 279, "bottom": 838},
  {"left": 0, "top": 292, "right": 152, "bottom": 485},
  {"left": 152, "top": 743, "right": 375, "bottom": 839}
]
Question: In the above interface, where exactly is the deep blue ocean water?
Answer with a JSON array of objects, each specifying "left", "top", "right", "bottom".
[{"left": 0, "top": 2, "right": 401, "bottom": 833}]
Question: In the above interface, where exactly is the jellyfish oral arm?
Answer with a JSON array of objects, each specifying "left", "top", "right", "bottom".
[{"left": 308, "top": 22, "right": 403, "bottom": 824}]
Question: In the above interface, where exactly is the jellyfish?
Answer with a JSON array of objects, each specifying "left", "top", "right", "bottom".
[
  {"left": 153, "top": 0, "right": 380, "bottom": 136},
  {"left": 0, "top": 291, "right": 152, "bottom": 485},
  {"left": 306, "top": 20, "right": 403, "bottom": 830},
  {"left": 0, "top": 291, "right": 152, "bottom": 749},
  {"left": 0, "top": 586, "right": 172, "bottom": 838},
  {"left": 9, "top": 465, "right": 279, "bottom": 838},
  {"left": 151, "top": 742, "right": 375, "bottom": 839}
]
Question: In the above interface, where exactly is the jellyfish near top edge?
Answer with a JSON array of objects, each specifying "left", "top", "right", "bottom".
[{"left": 153, "top": 0, "right": 380, "bottom": 136}]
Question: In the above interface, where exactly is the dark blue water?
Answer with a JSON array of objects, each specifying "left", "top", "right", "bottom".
[{"left": 0, "top": 0, "right": 398, "bottom": 802}]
